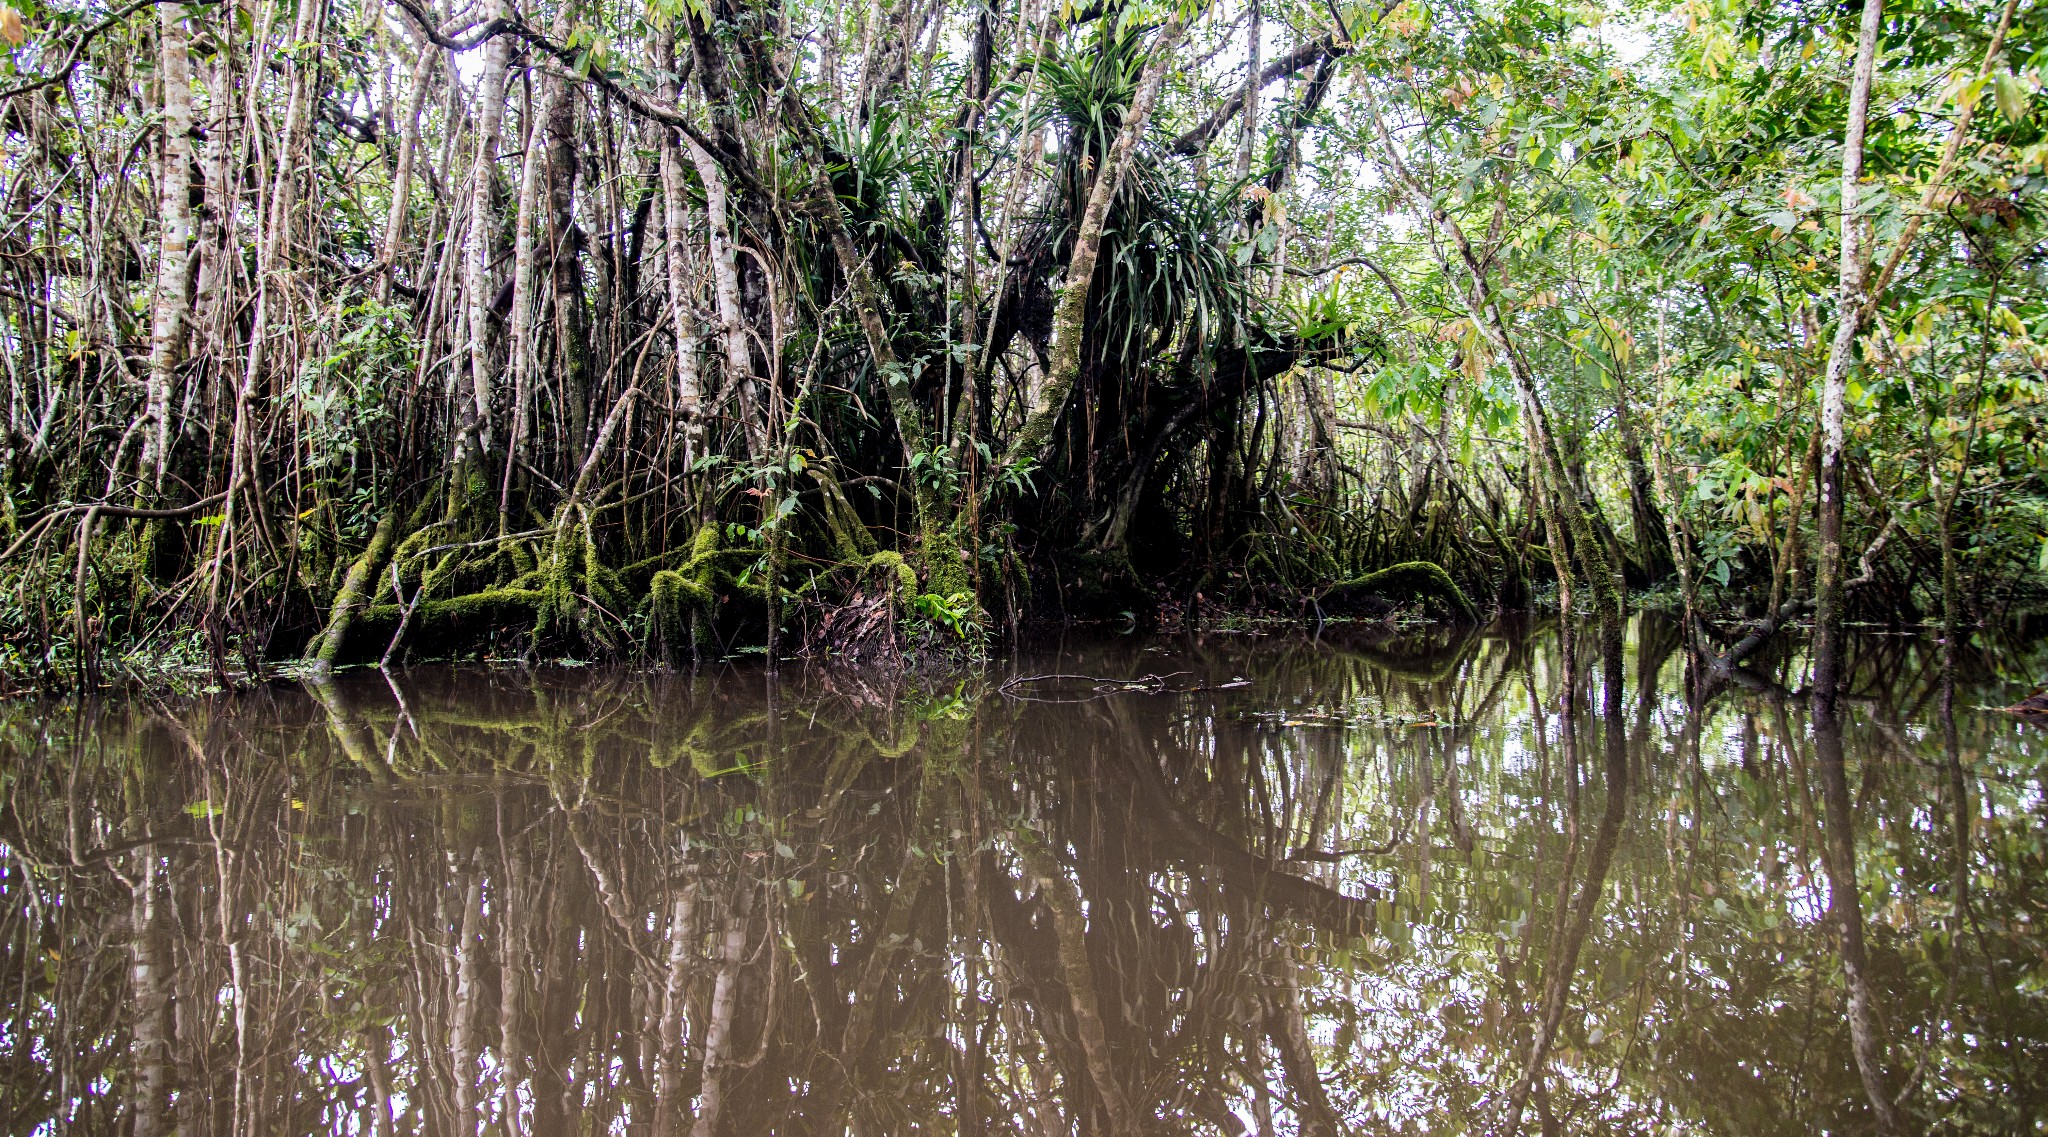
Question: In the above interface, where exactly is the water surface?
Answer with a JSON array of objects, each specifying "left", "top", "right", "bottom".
[{"left": 4, "top": 619, "right": 2046, "bottom": 1135}]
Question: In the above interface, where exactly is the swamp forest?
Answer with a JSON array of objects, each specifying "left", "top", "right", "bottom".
[
  {"left": 4, "top": 0, "right": 2048, "bottom": 1132},
  {"left": 0, "top": 0, "right": 2041, "bottom": 678}
]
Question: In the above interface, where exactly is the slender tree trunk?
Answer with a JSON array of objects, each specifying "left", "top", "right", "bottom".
[
  {"left": 688, "top": 883, "right": 754, "bottom": 1137},
  {"left": 1003, "top": 16, "right": 1187, "bottom": 470},
  {"left": 1016, "top": 838, "right": 1140, "bottom": 1137},
  {"left": 1499, "top": 663, "right": 1628, "bottom": 1137},
  {"left": 458, "top": 11, "right": 513, "bottom": 467},
  {"left": 545, "top": 79, "right": 591, "bottom": 475},
  {"left": 685, "top": 136, "right": 763, "bottom": 459},
  {"left": 501, "top": 71, "right": 559, "bottom": 532},
  {"left": 1360, "top": 82, "right": 1622, "bottom": 658},
  {"left": 142, "top": 2, "right": 195, "bottom": 491},
  {"left": 1611, "top": 366, "right": 1671, "bottom": 579},
  {"left": 1815, "top": 703, "right": 1904, "bottom": 1135},
  {"left": 376, "top": 45, "right": 438, "bottom": 303},
  {"left": 1811, "top": 0, "right": 1885, "bottom": 716},
  {"left": 652, "top": 884, "right": 699, "bottom": 1137},
  {"left": 363, "top": 1027, "right": 396, "bottom": 1137},
  {"left": 658, "top": 35, "right": 706, "bottom": 465},
  {"left": 1228, "top": 0, "right": 1261, "bottom": 191},
  {"left": 213, "top": 0, "right": 323, "bottom": 606},
  {"left": 450, "top": 868, "right": 485, "bottom": 1135},
  {"left": 497, "top": 856, "right": 529, "bottom": 1137},
  {"left": 1262, "top": 950, "right": 1340, "bottom": 1137},
  {"left": 127, "top": 853, "right": 172, "bottom": 1137}
]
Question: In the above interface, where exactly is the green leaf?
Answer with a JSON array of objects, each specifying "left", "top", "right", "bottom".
[{"left": 1993, "top": 69, "right": 2029, "bottom": 125}]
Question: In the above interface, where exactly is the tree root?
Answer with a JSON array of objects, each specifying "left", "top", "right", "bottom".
[
  {"left": 350, "top": 588, "right": 547, "bottom": 645},
  {"left": 1321, "top": 561, "right": 1477, "bottom": 620},
  {"left": 300, "top": 509, "right": 964, "bottom": 665},
  {"left": 305, "top": 509, "right": 402, "bottom": 668}
]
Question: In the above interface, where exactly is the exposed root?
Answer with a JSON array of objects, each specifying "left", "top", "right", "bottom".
[
  {"left": 1320, "top": 561, "right": 1478, "bottom": 621},
  {"left": 352, "top": 588, "right": 547, "bottom": 643}
]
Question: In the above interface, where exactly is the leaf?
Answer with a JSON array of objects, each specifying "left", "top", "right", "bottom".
[
  {"left": 1950, "top": 74, "right": 1987, "bottom": 114},
  {"left": 1779, "top": 185, "right": 1816, "bottom": 210},
  {"left": 1993, "top": 69, "right": 2029, "bottom": 125},
  {"left": 0, "top": 6, "right": 24, "bottom": 45}
]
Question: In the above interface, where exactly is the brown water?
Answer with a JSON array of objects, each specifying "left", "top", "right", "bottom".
[{"left": 2, "top": 618, "right": 2045, "bottom": 1136}]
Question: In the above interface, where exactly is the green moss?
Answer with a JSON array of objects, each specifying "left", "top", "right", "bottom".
[
  {"left": 867, "top": 551, "right": 918, "bottom": 600},
  {"left": 1327, "top": 561, "right": 1478, "bottom": 620},
  {"left": 357, "top": 587, "right": 546, "bottom": 630},
  {"left": 307, "top": 509, "right": 402, "bottom": 667}
]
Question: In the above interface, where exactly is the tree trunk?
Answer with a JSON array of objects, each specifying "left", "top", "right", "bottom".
[
  {"left": 1498, "top": 663, "right": 1628, "bottom": 1137},
  {"left": 688, "top": 882, "right": 754, "bottom": 1137},
  {"left": 1359, "top": 82, "right": 1622, "bottom": 655},
  {"left": 450, "top": 868, "right": 485, "bottom": 1135},
  {"left": 1611, "top": 366, "right": 1671, "bottom": 579},
  {"left": 1016, "top": 838, "right": 1141, "bottom": 1137},
  {"left": 685, "top": 136, "right": 764, "bottom": 459},
  {"left": 652, "top": 884, "right": 699, "bottom": 1137},
  {"left": 1811, "top": 0, "right": 1885, "bottom": 717},
  {"left": 458, "top": 9, "right": 513, "bottom": 466},
  {"left": 1815, "top": 703, "right": 1904, "bottom": 1135},
  {"left": 501, "top": 68, "right": 560, "bottom": 531},
  {"left": 1234, "top": 0, "right": 1260, "bottom": 191},
  {"left": 376, "top": 45, "right": 438, "bottom": 302},
  {"left": 142, "top": 1, "right": 195, "bottom": 491},
  {"left": 1003, "top": 16, "right": 1187, "bottom": 471},
  {"left": 658, "top": 36, "right": 707, "bottom": 467},
  {"left": 546, "top": 79, "right": 592, "bottom": 478},
  {"left": 213, "top": 0, "right": 325, "bottom": 604},
  {"left": 128, "top": 853, "right": 172, "bottom": 1137}
]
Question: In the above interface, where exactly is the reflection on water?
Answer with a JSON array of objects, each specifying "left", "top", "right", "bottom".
[{"left": 2, "top": 618, "right": 2046, "bottom": 1136}]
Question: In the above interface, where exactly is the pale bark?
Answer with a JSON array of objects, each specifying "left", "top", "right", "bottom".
[
  {"left": 450, "top": 868, "right": 485, "bottom": 1134},
  {"left": 459, "top": 9, "right": 514, "bottom": 463},
  {"left": 142, "top": 1, "right": 194, "bottom": 490},
  {"left": 688, "top": 883, "right": 754, "bottom": 1137},
  {"left": 685, "top": 135, "right": 763, "bottom": 458},
  {"left": 1359, "top": 84, "right": 1622, "bottom": 645},
  {"left": 496, "top": 863, "right": 528, "bottom": 1137},
  {"left": 500, "top": 70, "right": 559, "bottom": 530},
  {"left": 1234, "top": 0, "right": 1260, "bottom": 190},
  {"left": 363, "top": 1027, "right": 396, "bottom": 1137},
  {"left": 1002, "top": 17, "right": 1188, "bottom": 470},
  {"left": 975, "top": 0, "right": 1048, "bottom": 398},
  {"left": 652, "top": 884, "right": 699, "bottom": 1137},
  {"left": 376, "top": 44, "right": 439, "bottom": 302},
  {"left": 1016, "top": 838, "right": 1140, "bottom": 1137},
  {"left": 213, "top": 0, "right": 323, "bottom": 595},
  {"left": 1811, "top": 0, "right": 1885, "bottom": 716},
  {"left": 1262, "top": 950, "right": 1340, "bottom": 1137},
  {"left": 657, "top": 36, "right": 706, "bottom": 463},
  {"left": 127, "top": 853, "right": 171, "bottom": 1137}
]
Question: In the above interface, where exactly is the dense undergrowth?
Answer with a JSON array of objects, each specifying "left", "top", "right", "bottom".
[{"left": 0, "top": 0, "right": 2044, "bottom": 691}]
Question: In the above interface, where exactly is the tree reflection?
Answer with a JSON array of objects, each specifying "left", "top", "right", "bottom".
[{"left": 2, "top": 621, "right": 2044, "bottom": 1135}]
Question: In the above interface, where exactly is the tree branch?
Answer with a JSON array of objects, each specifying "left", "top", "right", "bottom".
[
  {"left": 1168, "top": 37, "right": 1341, "bottom": 156},
  {"left": 382, "top": 0, "right": 762, "bottom": 197}
]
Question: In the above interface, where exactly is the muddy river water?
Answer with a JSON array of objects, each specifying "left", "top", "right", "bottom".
[{"left": 3, "top": 618, "right": 2045, "bottom": 1135}]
